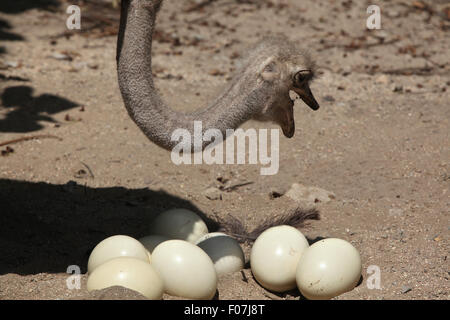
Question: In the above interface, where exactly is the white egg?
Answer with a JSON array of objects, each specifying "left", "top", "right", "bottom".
[
  {"left": 87, "top": 235, "right": 149, "bottom": 273},
  {"left": 151, "top": 240, "right": 217, "bottom": 300},
  {"left": 149, "top": 208, "right": 208, "bottom": 243},
  {"left": 250, "top": 225, "right": 309, "bottom": 292},
  {"left": 139, "top": 235, "right": 170, "bottom": 253},
  {"left": 87, "top": 257, "right": 164, "bottom": 300},
  {"left": 195, "top": 232, "right": 245, "bottom": 276},
  {"left": 296, "top": 238, "right": 362, "bottom": 300}
]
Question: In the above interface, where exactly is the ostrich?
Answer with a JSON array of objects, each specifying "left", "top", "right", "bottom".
[
  {"left": 117, "top": 0, "right": 320, "bottom": 152},
  {"left": 116, "top": 0, "right": 321, "bottom": 235}
]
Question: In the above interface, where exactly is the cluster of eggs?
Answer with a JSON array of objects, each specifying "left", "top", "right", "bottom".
[
  {"left": 250, "top": 226, "right": 362, "bottom": 299},
  {"left": 87, "top": 208, "right": 361, "bottom": 300},
  {"left": 87, "top": 208, "right": 244, "bottom": 299}
]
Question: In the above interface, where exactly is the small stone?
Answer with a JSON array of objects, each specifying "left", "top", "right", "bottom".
[
  {"left": 375, "top": 30, "right": 390, "bottom": 39},
  {"left": 209, "top": 69, "right": 225, "bottom": 76},
  {"left": 375, "top": 74, "right": 389, "bottom": 85},
  {"left": 391, "top": 84, "right": 403, "bottom": 92},
  {"left": 88, "top": 63, "right": 99, "bottom": 70},
  {"left": 230, "top": 52, "right": 240, "bottom": 59},
  {"left": 404, "top": 85, "right": 421, "bottom": 93},
  {"left": 401, "top": 286, "right": 412, "bottom": 294},
  {"left": 50, "top": 52, "right": 72, "bottom": 61},
  {"left": 387, "top": 10, "right": 400, "bottom": 18},
  {"left": 285, "top": 183, "right": 336, "bottom": 205},
  {"left": 5, "top": 61, "right": 19, "bottom": 68},
  {"left": 1, "top": 146, "right": 14, "bottom": 156},
  {"left": 389, "top": 208, "right": 403, "bottom": 217},
  {"left": 341, "top": 66, "right": 352, "bottom": 76},
  {"left": 72, "top": 61, "right": 86, "bottom": 70},
  {"left": 74, "top": 169, "right": 88, "bottom": 179},
  {"left": 323, "top": 95, "right": 335, "bottom": 102},
  {"left": 203, "top": 187, "right": 222, "bottom": 200}
]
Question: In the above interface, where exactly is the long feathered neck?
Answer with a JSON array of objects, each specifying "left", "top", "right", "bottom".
[{"left": 116, "top": 0, "right": 269, "bottom": 151}]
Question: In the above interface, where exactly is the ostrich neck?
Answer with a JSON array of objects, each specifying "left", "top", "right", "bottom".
[{"left": 117, "top": 0, "right": 268, "bottom": 151}]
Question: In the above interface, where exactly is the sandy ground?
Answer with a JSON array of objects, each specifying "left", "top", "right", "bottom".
[{"left": 0, "top": 0, "right": 448, "bottom": 300}]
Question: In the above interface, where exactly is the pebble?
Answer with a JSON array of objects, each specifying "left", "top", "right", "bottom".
[
  {"left": 50, "top": 52, "right": 72, "bottom": 61},
  {"left": 203, "top": 187, "right": 222, "bottom": 200},
  {"left": 404, "top": 85, "right": 422, "bottom": 93},
  {"left": 72, "top": 62, "right": 86, "bottom": 70},
  {"left": 387, "top": 11, "right": 400, "bottom": 18},
  {"left": 401, "top": 286, "right": 412, "bottom": 294},
  {"left": 5, "top": 61, "right": 19, "bottom": 68},
  {"left": 284, "top": 183, "right": 335, "bottom": 205},
  {"left": 88, "top": 63, "right": 99, "bottom": 70},
  {"left": 388, "top": 208, "right": 403, "bottom": 217},
  {"left": 323, "top": 95, "right": 335, "bottom": 102},
  {"left": 375, "top": 74, "right": 390, "bottom": 85},
  {"left": 391, "top": 84, "right": 403, "bottom": 92}
]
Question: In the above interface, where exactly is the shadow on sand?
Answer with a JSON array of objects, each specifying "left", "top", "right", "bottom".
[
  {"left": 0, "top": 85, "right": 80, "bottom": 133},
  {"left": 0, "top": 178, "right": 218, "bottom": 275}
]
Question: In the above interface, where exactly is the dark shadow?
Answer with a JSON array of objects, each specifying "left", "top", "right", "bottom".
[
  {"left": 0, "top": 1, "right": 61, "bottom": 54},
  {"left": 0, "top": 1, "right": 121, "bottom": 46},
  {"left": 0, "top": 85, "right": 80, "bottom": 133},
  {"left": 0, "top": 73, "right": 30, "bottom": 82},
  {"left": 0, "top": 0, "right": 60, "bottom": 14},
  {"left": 0, "top": 19, "right": 24, "bottom": 41},
  {"left": 0, "top": 179, "right": 219, "bottom": 275},
  {"left": 356, "top": 274, "right": 364, "bottom": 288},
  {"left": 307, "top": 236, "right": 327, "bottom": 245}
]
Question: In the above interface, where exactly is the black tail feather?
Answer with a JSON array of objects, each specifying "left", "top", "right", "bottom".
[{"left": 215, "top": 207, "right": 320, "bottom": 243}]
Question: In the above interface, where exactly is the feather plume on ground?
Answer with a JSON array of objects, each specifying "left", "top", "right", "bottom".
[{"left": 214, "top": 207, "right": 320, "bottom": 243}]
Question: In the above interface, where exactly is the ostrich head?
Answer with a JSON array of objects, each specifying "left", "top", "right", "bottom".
[{"left": 246, "top": 36, "right": 320, "bottom": 138}]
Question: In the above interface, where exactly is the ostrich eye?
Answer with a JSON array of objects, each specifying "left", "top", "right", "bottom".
[{"left": 293, "top": 70, "right": 311, "bottom": 87}]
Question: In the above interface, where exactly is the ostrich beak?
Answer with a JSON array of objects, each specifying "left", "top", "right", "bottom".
[
  {"left": 281, "top": 103, "right": 295, "bottom": 138},
  {"left": 294, "top": 85, "right": 320, "bottom": 111},
  {"left": 282, "top": 86, "right": 319, "bottom": 138}
]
